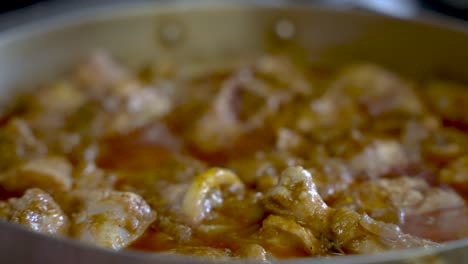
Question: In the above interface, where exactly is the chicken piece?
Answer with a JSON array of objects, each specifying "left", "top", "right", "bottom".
[
  {"left": 64, "top": 100, "right": 109, "bottom": 140},
  {"left": 330, "top": 208, "right": 436, "bottom": 254},
  {"left": 425, "top": 81, "right": 468, "bottom": 126},
  {"left": 67, "top": 85, "right": 172, "bottom": 137},
  {"left": 256, "top": 215, "right": 327, "bottom": 257},
  {"left": 71, "top": 190, "right": 155, "bottom": 250},
  {"left": 401, "top": 117, "right": 440, "bottom": 162},
  {"left": 422, "top": 128, "right": 468, "bottom": 165},
  {"left": 108, "top": 86, "right": 173, "bottom": 134},
  {"left": 264, "top": 167, "right": 437, "bottom": 255},
  {"left": 350, "top": 140, "right": 408, "bottom": 179},
  {"left": 192, "top": 68, "right": 296, "bottom": 153},
  {"left": 331, "top": 177, "right": 465, "bottom": 224},
  {"left": 255, "top": 55, "right": 312, "bottom": 95},
  {"left": 314, "top": 158, "right": 354, "bottom": 199},
  {"left": 440, "top": 155, "right": 468, "bottom": 194},
  {"left": 156, "top": 215, "right": 192, "bottom": 243},
  {"left": 330, "top": 208, "right": 384, "bottom": 254},
  {"left": 402, "top": 206, "right": 468, "bottom": 242},
  {"left": 237, "top": 243, "right": 271, "bottom": 262},
  {"left": 75, "top": 52, "right": 172, "bottom": 134},
  {"left": 68, "top": 85, "right": 172, "bottom": 137},
  {"left": 182, "top": 168, "right": 244, "bottom": 226},
  {"left": 275, "top": 128, "right": 303, "bottom": 152},
  {"left": 227, "top": 150, "right": 303, "bottom": 190},
  {"left": 2, "top": 188, "right": 69, "bottom": 235},
  {"left": 24, "top": 81, "right": 87, "bottom": 133},
  {"left": 75, "top": 51, "right": 131, "bottom": 90},
  {"left": 0, "top": 118, "right": 47, "bottom": 171},
  {"left": 191, "top": 76, "right": 248, "bottom": 153},
  {"left": 214, "top": 191, "right": 266, "bottom": 226},
  {"left": 37, "top": 81, "right": 86, "bottom": 113},
  {"left": 415, "top": 188, "right": 465, "bottom": 215},
  {"left": 73, "top": 163, "right": 116, "bottom": 190},
  {"left": 1, "top": 156, "right": 73, "bottom": 193},
  {"left": 329, "top": 64, "right": 424, "bottom": 116},
  {"left": 263, "top": 167, "right": 331, "bottom": 233},
  {"left": 295, "top": 94, "right": 363, "bottom": 142},
  {"left": 145, "top": 182, "right": 191, "bottom": 212}
]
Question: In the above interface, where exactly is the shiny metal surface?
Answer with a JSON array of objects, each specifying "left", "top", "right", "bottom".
[{"left": 0, "top": 1, "right": 467, "bottom": 263}]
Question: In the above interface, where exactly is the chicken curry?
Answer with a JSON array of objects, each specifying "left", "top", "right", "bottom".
[{"left": 0, "top": 51, "right": 467, "bottom": 261}]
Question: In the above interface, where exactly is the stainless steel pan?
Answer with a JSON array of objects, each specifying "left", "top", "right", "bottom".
[{"left": 0, "top": 1, "right": 467, "bottom": 263}]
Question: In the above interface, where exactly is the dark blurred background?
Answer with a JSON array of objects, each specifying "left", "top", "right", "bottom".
[
  {"left": 422, "top": 0, "right": 468, "bottom": 20},
  {"left": 0, "top": 0, "right": 467, "bottom": 20}
]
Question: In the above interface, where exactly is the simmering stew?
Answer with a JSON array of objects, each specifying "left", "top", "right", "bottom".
[{"left": 0, "top": 51, "right": 467, "bottom": 261}]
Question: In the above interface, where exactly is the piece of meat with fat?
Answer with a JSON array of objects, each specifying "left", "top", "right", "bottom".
[
  {"left": 0, "top": 118, "right": 47, "bottom": 171},
  {"left": 256, "top": 214, "right": 327, "bottom": 258},
  {"left": 0, "top": 188, "right": 69, "bottom": 236},
  {"left": 315, "top": 158, "right": 354, "bottom": 199},
  {"left": 440, "top": 155, "right": 468, "bottom": 194},
  {"left": 73, "top": 163, "right": 116, "bottom": 190},
  {"left": 402, "top": 206, "right": 468, "bottom": 242},
  {"left": 275, "top": 128, "right": 303, "bottom": 152},
  {"left": 254, "top": 55, "right": 312, "bottom": 95},
  {"left": 107, "top": 85, "right": 173, "bottom": 134},
  {"left": 192, "top": 74, "right": 254, "bottom": 153},
  {"left": 70, "top": 85, "right": 173, "bottom": 137},
  {"left": 36, "top": 81, "right": 86, "bottom": 114},
  {"left": 296, "top": 93, "right": 363, "bottom": 138},
  {"left": 331, "top": 177, "right": 465, "bottom": 225},
  {"left": 237, "top": 243, "right": 271, "bottom": 262},
  {"left": 425, "top": 81, "right": 468, "bottom": 127},
  {"left": 70, "top": 190, "right": 155, "bottom": 250},
  {"left": 263, "top": 167, "right": 331, "bottom": 233},
  {"left": 263, "top": 167, "right": 437, "bottom": 254},
  {"left": 328, "top": 64, "right": 425, "bottom": 116},
  {"left": 422, "top": 127, "right": 468, "bottom": 165},
  {"left": 181, "top": 168, "right": 244, "bottom": 226},
  {"left": 25, "top": 81, "right": 87, "bottom": 133},
  {"left": 72, "top": 51, "right": 173, "bottom": 135},
  {"left": 75, "top": 51, "right": 132, "bottom": 90},
  {"left": 400, "top": 117, "right": 440, "bottom": 162},
  {"left": 330, "top": 208, "right": 436, "bottom": 254},
  {"left": 192, "top": 66, "right": 299, "bottom": 154},
  {"left": 350, "top": 140, "right": 409, "bottom": 179},
  {"left": 0, "top": 156, "right": 73, "bottom": 193}
]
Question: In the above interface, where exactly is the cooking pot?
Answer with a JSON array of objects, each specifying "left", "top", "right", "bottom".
[{"left": 0, "top": 1, "right": 467, "bottom": 263}]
